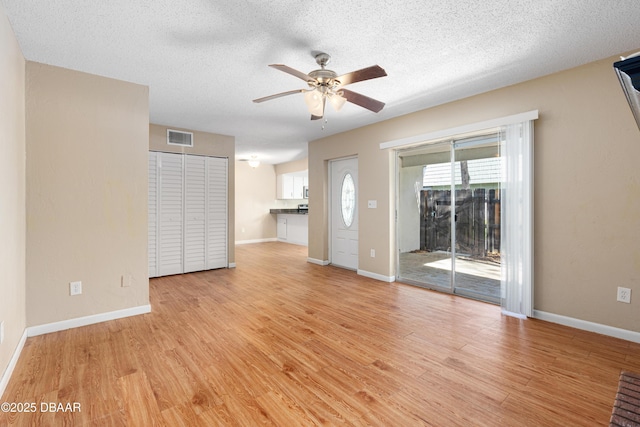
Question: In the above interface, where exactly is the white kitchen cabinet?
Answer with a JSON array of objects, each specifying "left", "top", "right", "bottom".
[
  {"left": 148, "top": 152, "right": 228, "bottom": 278},
  {"left": 276, "top": 214, "right": 308, "bottom": 246},
  {"left": 277, "top": 170, "right": 308, "bottom": 199},
  {"left": 293, "top": 176, "right": 305, "bottom": 199},
  {"left": 277, "top": 174, "right": 294, "bottom": 199},
  {"left": 277, "top": 216, "right": 287, "bottom": 240}
]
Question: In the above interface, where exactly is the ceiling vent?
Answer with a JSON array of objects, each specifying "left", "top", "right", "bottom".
[{"left": 167, "top": 129, "right": 193, "bottom": 147}]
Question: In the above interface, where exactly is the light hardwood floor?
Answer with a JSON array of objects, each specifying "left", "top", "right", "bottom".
[{"left": 2, "top": 242, "right": 639, "bottom": 426}]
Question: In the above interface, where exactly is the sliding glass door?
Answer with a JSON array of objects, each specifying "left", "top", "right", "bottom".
[
  {"left": 397, "top": 141, "right": 450, "bottom": 292},
  {"left": 397, "top": 133, "right": 501, "bottom": 303},
  {"left": 451, "top": 137, "right": 501, "bottom": 302}
]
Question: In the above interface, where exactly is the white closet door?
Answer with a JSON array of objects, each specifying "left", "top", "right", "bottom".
[
  {"left": 184, "top": 155, "right": 207, "bottom": 273},
  {"left": 148, "top": 152, "right": 158, "bottom": 277},
  {"left": 158, "top": 152, "right": 184, "bottom": 276},
  {"left": 207, "top": 157, "right": 228, "bottom": 269}
]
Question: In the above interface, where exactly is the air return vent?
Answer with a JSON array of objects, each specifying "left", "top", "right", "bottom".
[{"left": 167, "top": 129, "right": 193, "bottom": 147}]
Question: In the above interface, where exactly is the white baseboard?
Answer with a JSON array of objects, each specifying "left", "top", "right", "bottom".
[
  {"left": 0, "top": 329, "right": 27, "bottom": 399},
  {"left": 281, "top": 240, "right": 308, "bottom": 247},
  {"left": 357, "top": 269, "right": 396, "bottom": 283},
  {"left": 235, "top": 238, "right": 277, "bottom": 245},
  {"left": 27, "top": 304, "right": 151, "bottom": 337},
  {"left": 305, "top": 262, "right": 396, "bottom": 283},
  {"left": 228, "top": 262, "right": 236, "bottom": 268},
  {"left": 534, "top": 310, "right": 640, "bottom": 343}
]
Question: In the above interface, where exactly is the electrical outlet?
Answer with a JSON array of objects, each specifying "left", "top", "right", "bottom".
[
  {"left": 0, "top": 321, "right": 4, "bottom": 344},
  {"left": 121, "top": 274, "right": 131, "bottom": 287},
  {"left": 70, "top": 281, "right": 82, "bottom": 296},
  {"left": 370, "top": 249, "right": 375, "bottom": 258},
  {"left": 617, "top": 287, "right": 631, "bottom": 303}
]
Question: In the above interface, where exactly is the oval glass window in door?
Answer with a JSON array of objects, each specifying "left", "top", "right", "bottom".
[{"left": 341, "top": 172, "right": 355, "bottom": 227}]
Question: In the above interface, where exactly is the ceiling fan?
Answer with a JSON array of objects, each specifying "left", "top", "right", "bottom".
[{"left": 253, "top": 52, "right": 387, "bottom": 120}]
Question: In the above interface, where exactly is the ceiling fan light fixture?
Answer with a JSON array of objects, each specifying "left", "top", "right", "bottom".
[
  {"left": 328, "top": 92, "right": 346, "bottom": 111},
  {"left": 304, "top": 89, "right": 324, "bottom": 116},
  {"left": 247, "top": 155, "right": 260, "bottom": 168}
]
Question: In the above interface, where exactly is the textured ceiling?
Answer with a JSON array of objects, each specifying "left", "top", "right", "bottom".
[{"left": 3, "top": 0, "right": 640, "bottom": 164}]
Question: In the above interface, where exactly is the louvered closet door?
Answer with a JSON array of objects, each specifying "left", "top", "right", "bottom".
[
  {"left": 207, "top": 157, "right": 228, "bottom": 269},
  {"left": 158, "top": 152, "right": 184, "bottom": 276},
  {"left": 184, "top": 155, "right": 207, "bottom": 273},
  {"left": 148, "top": 152, "right": 158, "bottom": 277}
]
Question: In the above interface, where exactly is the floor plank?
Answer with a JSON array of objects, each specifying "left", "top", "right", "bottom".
[{"left": 1, "top": 242, "right": 639, "bottom": 426}]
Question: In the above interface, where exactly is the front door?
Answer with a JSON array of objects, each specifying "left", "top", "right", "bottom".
[{"left": 330, "top": 157, "right": 358, "bottom": 270}]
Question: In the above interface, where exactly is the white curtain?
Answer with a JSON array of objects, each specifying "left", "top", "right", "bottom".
[{"left": 500, "top": 120, "right": 534, "bottom": 318}]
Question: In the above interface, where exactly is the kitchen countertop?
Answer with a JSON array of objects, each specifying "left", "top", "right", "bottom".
[{"left": 269, "top": 209, "right": 308, "bottom": 215}]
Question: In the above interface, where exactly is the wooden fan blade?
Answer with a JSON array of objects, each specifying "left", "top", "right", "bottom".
[
  {"left": 336, "top": 65, "right": 387, "bottom": 87},
  {"left": 269, "top": 64, "right": 315, "bottom": 82},
  {"left": 340, "top": 89, "right": 385, "bottom": 113},
  {"left": 253, "top": 89, "right": 306, "bottom": 103}
]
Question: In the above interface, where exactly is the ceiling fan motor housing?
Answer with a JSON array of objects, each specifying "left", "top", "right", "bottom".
[
  {"left": 314, "top": 52, "right": 331, "bottom": 67},
  {"left": 308, "top": 69, "right": 339, "bottom": 91}
]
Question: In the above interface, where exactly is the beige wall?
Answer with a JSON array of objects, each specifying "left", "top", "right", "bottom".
[
  {"left": 308, "top": 131, "right": 393, "bottom": 271},
  {"left": 235, "top": 161, "right": 277, "bottom": 243},
  {"left": 235, "top": 157, "right": 311, "bottom": 244},
  {"left": 26, "top": 62, "right": 149, "bottom": 326},
  {"left": 310, "top": 52, "right": 640, "bottom": 332},
  {"left": 275, "top": 157, "right": 308, "bottom": 175},
  {"left": 149, "top": 124, "right": 236, "bottom": 264},
  {"left": 0, "top": 5, "right": 26, "bottom": 388}
]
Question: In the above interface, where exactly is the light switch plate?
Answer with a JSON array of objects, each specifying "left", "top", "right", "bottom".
[{"left": 368, "top": 200, "right": 377, "bottom": 208}]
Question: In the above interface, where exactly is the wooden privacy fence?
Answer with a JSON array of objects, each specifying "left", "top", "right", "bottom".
[{"left": 420, "top": 188, "right": 501, "bottom": 256}]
